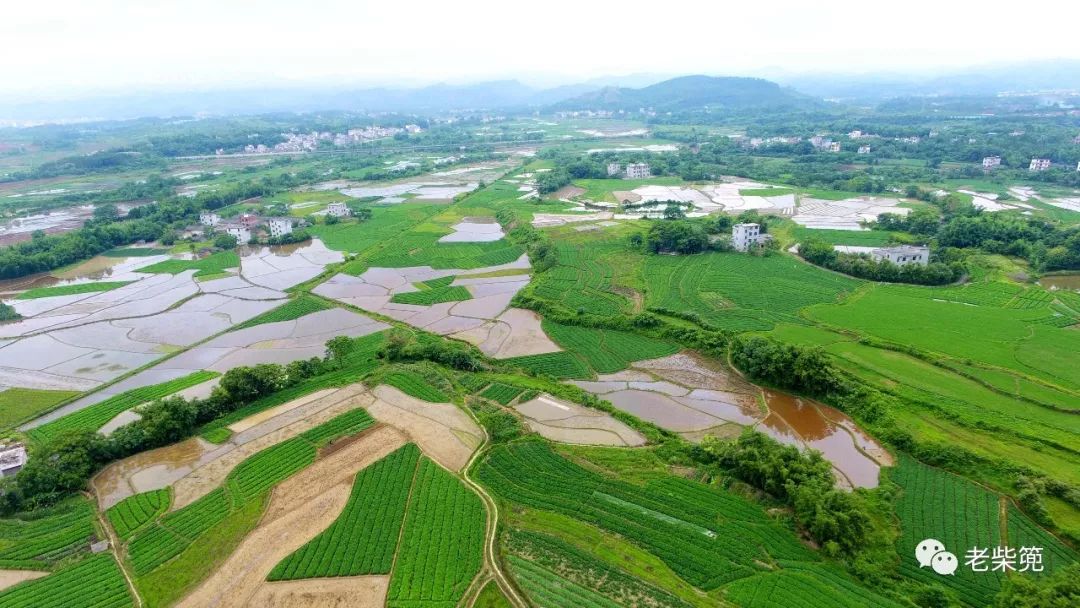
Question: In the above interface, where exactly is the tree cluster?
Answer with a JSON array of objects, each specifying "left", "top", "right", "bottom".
[{"left": 800, "top": 239, "right": 964, "bottom": 285}]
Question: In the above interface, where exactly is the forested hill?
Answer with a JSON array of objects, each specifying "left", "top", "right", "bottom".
[{"left": 551, "top": 75, "right": 824, "bottom": 112}]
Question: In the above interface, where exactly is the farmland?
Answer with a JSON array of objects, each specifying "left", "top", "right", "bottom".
[
  {"left": 0, "top": 497, "right": 97, "bottom": 568},
  {"left": 232, "top": 294, "right": 331, "bottom": 329},
  {"left": 106, "top": 489, "right": 169, "bottom": 540},
  {"left": 139, "top": 251, "right": 240, "bottom": 277},
  {"left": 0, "top": 553, "right": 133, "bottom": 608},
  {"left": 390, "top": 284, "right": 471, "bottom": 305},
  {"left": 542, "top": 321, "right": 680, "bottom": 374},
  {"left": 503, "top": 351, "right": 592, "bottom": 379},
  {"left": 0, "top": 388, "right": 79, "bottom": 430},
  {"left": 16, "top": 280, "right": 133, "bottom": 300},
  {"left": 381, "top": 370, "right": 450, "bottom": 402}
]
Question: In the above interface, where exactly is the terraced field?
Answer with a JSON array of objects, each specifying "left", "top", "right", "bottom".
[
  {"left": 0, "top": 553, "right": 133, "bottom": 608},
  {"left": 541, "top": 321, "right": 679, "bottom": 374},
  {"left": 140, "top": 251, "right": 239, "bottom": 277},
  {"left": 530, "top": 241, "right": 632, "bottom": 316},
  {"left": 233, "top": 294, "right": 332, "bottom": 329}
]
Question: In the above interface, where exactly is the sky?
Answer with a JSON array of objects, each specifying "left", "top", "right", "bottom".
[{"left": 2, "top": 0, "right": 1079, "bottom": 98}]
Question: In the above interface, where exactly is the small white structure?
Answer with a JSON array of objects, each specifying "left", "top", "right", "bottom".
[
  {"left": 221, "top": 223, "right": 251, "bottom": 244},
  {"left": 871, "top": 245, "right": 929, "bottom": 267},
  {"left": 732, "top": 223, "right": 772, "bottom": 252},
  {"left": 1029, "top": 158, "right": 1052, "bottom": 172},
  {"left": 625, "top": 163, "right": 651, "bottom": 179},
  {"left": 857, "top": 145, "right": 871, "bottom": 154},
  {"left": 325, "top": 202, "right": 351, "bottom": 217},
  {"left": 827, "top": 142, "right": 841, "bottom": 152},
  {"left": 982, "top": 156, "right": 1002, "bottom": 170},
  {"left": 199, "top": 211, "right": 221, "bottom": 226},
  {"left": 267, "top": 217, "right": 294, "bottom": 238},
  {"left": 607, "top": 162, "right": 622, "bottom": 176},
  {"left": 0, "top": 444, "right": 28, "bottom": 477}
]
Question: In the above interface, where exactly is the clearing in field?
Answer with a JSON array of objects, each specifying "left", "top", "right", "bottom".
[
  {"left": 514, "top": 393, "right": 646, "bottom": 447},
  {"left": 367, "top": 384, "right": 482, "bottom": 472}
]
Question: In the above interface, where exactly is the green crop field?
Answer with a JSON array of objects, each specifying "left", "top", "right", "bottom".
[
  {"left": 542, "top": 321, "right": 679, "bottom": 374},
  {"left": 0, "top": 497, "right": 97, "bottom": 568},
  {"left": 387, "top": 457, "right": 485, "bottom": 608},
  {"left": 311, "top": 204, "right": 443, "bottom": 257},
  {"left": 478, "top": 440, "right": 908, "bottom": 606},
  {"left": 233, "top": 294, "right": 332, "bottom": 329},
  {"left": 382, "top": 371, "right": 449, "bottom": 402},
  {"left": 891, "top": 455, "right": 1006, "bottom": 606},
  {"left": 390, "top": 285, "right": 471, "bottom": 305},
  {"left": 16, "top": 280, "right": 133, "bottom": 300},
  {"left": 503, "top": 351, "right": 592, "bottom": 379},
  {"left": 27, "top": 371, "right": 219, "bottom": 444},
  {"left": 480, "top": 383, "right": 524, "bottom": 405},
  {"left": 139, "top": 251, "right": 240, "bottom": 277},
  {"left": 645, "top": 252, "right": 859, "bottom": 331},
  {"left": 0, "top": 553, "right": 133, "bottom": 608},
  {"left": 0, "top": 388, "right": 79, "bottom": 430},
  {"left": 791, "top": 226, "right": 895, "bottom": 246},
  {"left": 269, "top": 444, "right": 420, "bottom": 580},
  {"left": 106, "top": 489, "right": 169, "bottom": 541},
  {"left": 530, "top": 241, "right": 633, "bottom": 316},
  {"left": 125, "top": 408, "right": 375, "bottom": 578}
]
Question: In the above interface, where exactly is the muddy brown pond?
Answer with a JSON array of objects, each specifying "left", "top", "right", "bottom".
[{"left": 758, "top": 390, "right": 893, "bottom": 489}]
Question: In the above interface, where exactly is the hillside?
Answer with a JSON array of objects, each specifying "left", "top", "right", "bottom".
[{"left": 551, "top": 75, "right": 823, "bottom": 112}]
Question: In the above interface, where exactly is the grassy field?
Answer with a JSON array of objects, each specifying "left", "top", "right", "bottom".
[
  {"left": 139, "top": 251, "right": 240, "bottom": 277},
  {"left": 791, "top": 225, "right": 895, "bottom": 246},
  {"left": 233, "top": 294, "right": 332, "bottom": 329},
  {"left": 16, "top": 280, "right": 132, "bottom": 300},
  {"left": 542, "top": 321, "right": 679, "bottom": 374},
  {"left": 0, "top": 387, "right": 80, "bottom": 430}
]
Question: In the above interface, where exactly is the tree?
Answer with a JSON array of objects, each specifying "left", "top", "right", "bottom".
[
  {"left": 93, "top": 204, "right": 120, "bottom": 223},
  {"left": 15, "top": 431, "right": 109, "bottom": 506},
  {"left": 213, "top": 233, "right": 238, "bottom": 250},
  {"left": 324, "top": 214, "right": 340, "bottom": 225},
  {"left": 996, "top": 563, "right": 1080, "bottom": 607}
]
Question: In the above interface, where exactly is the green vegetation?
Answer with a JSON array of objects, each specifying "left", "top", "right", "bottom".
[
  {"left": 126, "top": 408, "right": 375, "bottom": 579},
  {"left": 503, "top": 351, "right": 592, "bottom": 379},
  {"left": 530, "top": 240, "right": 633, "bottom": 317},
  {"left": 0, "top": 497, "right": 97, "bottom": 568},
  {"left": 382, "top": 370, "right": 450, "bottom": 402},
  {"left": 542, "top": 321, "right": 679, "bottom": 374},
  {"left": 791, "top": 225, "right": 895, "bottom": 246},
  {"left": 233, "top": 294, "right": 332, "bottom": 329},
  {"left": 269, "top": 444, "right": 420, "bottom": 579},
  {"left": 390, "top": 285, "right": 471, "bottom": 305},
  {"left": 106, "top": 489, "right": 169, "bottom": 541},
  {"left": 645, "top": 252, "right": 858, "bottom": 331},
  {"left": 479, "top": 383, "right": 525, "bottom": 405},
  {"left": 16, "top": 281, "right": 132, "bottom": 300},
  {"left": 101, "top": 247, "right": 169, "bottom": 257},
  {"left": 0, "top": 388, "right": 79, "bottom": 430},
  {"left": 139, "top": 250, "right": 239, "bottom": 277},
  {"left": 0, "top": 553, "right": 133, "bottom": 608},
  {"left": 27, "top": 370, "right": 219, "bottom": 444},
  {"left": 474, "top": 580, "right": 512, "bottom": 608},
  {"left": 387, "top": 457, "right": 485, "bottom": 607}
]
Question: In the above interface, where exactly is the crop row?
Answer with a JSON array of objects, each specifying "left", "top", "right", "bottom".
[
  {"left": 884, "top": 280, "right": 1022, "bottom": 308},
  {"left": 508, "top": 555, "right": 621, "bottom": 608},
  {"left": 0, "top": 499, "right": 95, "bottom": 565},
  {"left": 724, "top": 567, "right": 906, "bottom": 608},
  {"left": 29, "top": 370, "right": 219, "bottom": 444},
  {"left": 387, "top": 457, "right": 485, "bottom": 607},
  {"left": 542, "top": 321, "right": 678, "bottom": 374},
  {"left": 530, "top": 242, "right": 629, "bottom": 316},
  {"left": 1005, "top": 504, "right": 1078, "bottom": 575},
  {"left": 390, "top": 285, "right": 471, "bottom": 306},
  {"left": 383, "top": 371, "right": 449, "bottom": 402},
  {"left": 503, "top": 352, "right": 591, "bottom": 379},
  {"left": 106, "top": 489, "right": 169, "bottom": 540},
  {"left": 126, "top": 409, "right": 374, "bottom": 575},
  {"left": 269, "top": 444, "right": 420, "bottom": 580},
  {"left": 890, "top": 455, "right": 1004, "bottom": 606},
  {"left": 0, "top": 554, "right": 133, "bottom": 608},
  {"left": 234, "top": 295, "right": 331, "bottom": 329},
  {"left": 479, "top": 383, "right": 524, "bottom": 405}
]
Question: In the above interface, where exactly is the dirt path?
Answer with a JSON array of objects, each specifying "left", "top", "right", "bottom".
[{"left": 177, "top": 425, "right": 407, "bottom": 608}]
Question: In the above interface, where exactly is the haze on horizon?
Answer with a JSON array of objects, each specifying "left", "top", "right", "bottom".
[{"left": 3, "top": 0, "right": 1079, "bottom": 99}]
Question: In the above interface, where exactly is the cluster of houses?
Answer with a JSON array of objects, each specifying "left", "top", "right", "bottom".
[
  {"left": 196, "top": 202, "right": 351, "bottom": 243},
  {"left": 607, "top": 162, "right": 652, "bottom": 179},
  {"left": 229, "top": 125, "right": 423, "bottom": 155},
  {"left": 982, "top": 156, "right": 1080, "bottom": 172},
  {"left": 732, "top": 223, "right": 929, "bottom": 267}
]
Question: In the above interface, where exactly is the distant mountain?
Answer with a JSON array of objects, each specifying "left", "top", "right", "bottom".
[
  {"left": 0, "top": 80, "right": 603, "bottom": 123},
  {"left": 551, "top": 75, "right": 824, "bottom": 112},
  {"left": 774, "top": 59, "right": 1080, "bottom": 102}
]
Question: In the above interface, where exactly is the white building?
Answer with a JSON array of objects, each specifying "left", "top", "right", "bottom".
[
  {"left": 325, "top": 202, "right": 351, "bottom": 217},
  {"left": 221, "top": 223, "right": 251, "bottom": 244},
  {"left": 624, "top": 163, "right": 651, "bottom": 179},
  {"left": 982, "top": 156, "right": 1002, "bottom": 170},
  {"left": 1029, "top": 158, "right": 1052, "bottom": 172},
  {"left": 857, "top": 145, "right": 871, "bottom": 154},
  {"left": 731, "top": 223, "right": 772, "bottom": 252},
  {"left": 199, "top": 211, "right": 221, "bottom": 226},
  {"left": 607, "top": 162, "right": 622, "bottom": 176},
  {"left": 0, "top": 444, "right": 28, "bottom": 477},
  {"left": 267, "top": 217, "right": 293, "bottom": 238},
  {"left": 827, "top": 142, "right": 841, "bottom": 152},
  {"left": 871, "top": 245, "right": 929, "bottom": 267}
]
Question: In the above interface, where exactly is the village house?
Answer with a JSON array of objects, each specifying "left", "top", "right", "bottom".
[
  {"left": 624, "top": 163, "right": 651, "bottom": 179},
  {"left": 325, "top": 202, "right": 351, "bottom": 217},
  {"left": 266, "top": 217, "right": 294, "bottom": 238},
  {"left": 199, "top": 211, "right": 221, "bottom": 226},
  {"left": 871, "top": 245, "right": 929, "bottom": 267},
  {"left": 1029, "top": 158, "right": 1052, "bottom": 172},
  {"left": 731, "top": 223, "right": 772, "bottom": 252},
  {"left": 858, "top": 145, "right": 871, "bottom": 154},
  {"left": 237, "top": 213, "right": 260, "bottom": 228},
  {"left": 0, "top": 444, "right": 28, "bottom": 477},
  {"left": 827, "top": 142, "right": 841, "bottom": 152},
  {"left": 982, "top": 156, "right": 1002, "bottom": 170},
  {"left": 221, "top": 222, "right": 251, "bottom": 243},
  {"left": 607, "top": 162, "right": 622, "bottom": 176}
]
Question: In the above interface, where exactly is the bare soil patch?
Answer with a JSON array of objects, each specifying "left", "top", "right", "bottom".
[
  {"left": 0, "top": 569, "right": 49, "bottom": 591},
  {"left": 249, "top": 577, "right": 389, "bottom": 608},
  {"left": 368, "top": 385, "right": 481, "bottom": 471}
]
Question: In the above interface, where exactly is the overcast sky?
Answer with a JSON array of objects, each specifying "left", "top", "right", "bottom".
[{"left": 3, "top": 0, "right": 1079, "bottom": 98}]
